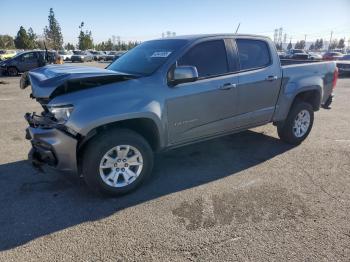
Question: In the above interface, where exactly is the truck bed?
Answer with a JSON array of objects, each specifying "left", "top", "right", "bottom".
[{"left": 281, "top": 61, "right": 337, "bottom": 105}]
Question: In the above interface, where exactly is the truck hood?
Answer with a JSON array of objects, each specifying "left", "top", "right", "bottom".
[{"left": 24, "top": 65, "right": 137, "bottom": 100}]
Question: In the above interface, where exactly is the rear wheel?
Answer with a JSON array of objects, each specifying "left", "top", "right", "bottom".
[
  {"left": 277, "top": 101, "right": 314, "bottom": 145},
  {"left": 7, "top": 67, "right": 18, "bottom": 76},
  {"left": 82, "top": 129, "right": 154, "bottom": 196}
]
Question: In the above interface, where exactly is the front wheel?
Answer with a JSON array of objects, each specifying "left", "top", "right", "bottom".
[
  {"left": 82, "top": 129, "right": 154, "bottom": 196},
  {"left": 7, "top": 67, "right": 18, "bottom": 76},
  {"left": 277, "top": 101, "right": 314, "bottom": 145}
]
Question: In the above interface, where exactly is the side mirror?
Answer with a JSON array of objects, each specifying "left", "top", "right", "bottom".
[{"left": 170, "top": 66, "right": 198, "bottom": 86}]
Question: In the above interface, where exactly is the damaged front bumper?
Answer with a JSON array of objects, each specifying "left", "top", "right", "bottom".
[{"left": 25, "top": 112, "right": 78, "bottom": 173}]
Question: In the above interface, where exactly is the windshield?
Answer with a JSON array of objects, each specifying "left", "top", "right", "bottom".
[
  {"left": 293, "top": 49, "right": 304, "bottom": 54},
  {"left": 107, "top": 39, "right": 188, "bottom": 76},
  {"left": 74, "top": 51, "right": 86, "bottom": 55}
]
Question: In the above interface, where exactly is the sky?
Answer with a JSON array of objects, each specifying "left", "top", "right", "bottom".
[{"left": 0, "top": 0, "right": 349, "bottom": 45}]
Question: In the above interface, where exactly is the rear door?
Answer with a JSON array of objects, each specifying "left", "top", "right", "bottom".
[
  {"left": 20, "top": 52, "right": 39, "bottom": 72},
  {"left": 166, "top": 39, "right": 239, "bottom": 144},
  {"left": 233, "top": 38, "right": 282, "bottom": 126}
]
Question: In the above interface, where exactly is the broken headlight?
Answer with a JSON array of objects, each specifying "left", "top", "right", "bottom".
[{"left": 47, "top": 105, "right": 74, "bottom": 124}]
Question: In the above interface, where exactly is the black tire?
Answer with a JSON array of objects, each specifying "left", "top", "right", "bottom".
[
  {"left": 82, "top": 128, "right": 154, "bottom": 196},
  {"left": 7, "top": 67, "right": 18, "bottom": 76},
  {"left": 277, "top": 101, "right": 314, "bottom": 145}
]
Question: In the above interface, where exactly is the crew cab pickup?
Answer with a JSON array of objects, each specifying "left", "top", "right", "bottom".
[{"left": 22, "top": 34, "right": 338, "bottom": 195}]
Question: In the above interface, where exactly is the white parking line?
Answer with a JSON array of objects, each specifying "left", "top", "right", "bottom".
[{"left": 0, "top": 98, "right": 14, "bottom": 101}]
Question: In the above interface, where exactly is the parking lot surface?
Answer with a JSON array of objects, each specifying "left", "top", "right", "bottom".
[{"left": 0, "top": 62, "right": 349, "bottom": 261}]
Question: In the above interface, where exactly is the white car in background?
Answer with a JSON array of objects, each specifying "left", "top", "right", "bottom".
[{"left": 58, "top": 50, "right": 73, "bottom": 61}]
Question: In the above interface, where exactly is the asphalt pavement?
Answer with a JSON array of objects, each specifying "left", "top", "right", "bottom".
[{"left": 0, "top": 63, "right": 349, "bottom": 261}]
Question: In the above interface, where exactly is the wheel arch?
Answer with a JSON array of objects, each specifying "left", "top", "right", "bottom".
[
  {"left": 7, "top": 65, "right": 19, "bottom": 75},
  {"left": 273, "top": 84, "right": 322, "bottom": 123},
  {"left": 77, "top": 117, "right": 162, "bottom": 163},
  {"left": 292, "top": 88, "right": 321, "bottom": 111}
]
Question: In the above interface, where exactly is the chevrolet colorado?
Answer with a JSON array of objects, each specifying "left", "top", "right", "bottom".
[{"left": 22, "top": 34, "right": 338, "bottom": 195}]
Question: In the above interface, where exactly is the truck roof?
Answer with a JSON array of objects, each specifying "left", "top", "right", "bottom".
[{"left": 157, "top": 34, "right": 271, "bottom": 41}]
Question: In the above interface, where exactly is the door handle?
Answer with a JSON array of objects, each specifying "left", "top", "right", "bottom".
[
  {"left": 219, "top": 83, "right": 237, "bottom": 90},
  {"left": 266, "top": 75, "right": 278, "bottom": 81}
]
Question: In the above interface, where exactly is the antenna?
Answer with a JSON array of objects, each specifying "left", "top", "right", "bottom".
[
  {"left": 235, "top": 23, "right": 241, "bottom": 34},
  {"left": 43, "top": 41, "right": 49, "bottom": 63}
]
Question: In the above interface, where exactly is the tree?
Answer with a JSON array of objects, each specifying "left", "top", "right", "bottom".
[
  {"left": 27, "top": 27, "right": 37, "bottom": 49},
  {"left": 295, "top": 40, "right": 305, "bottom": 49},
  {"left": 0, "top": 35, "right": 15, "bottom": 49},
  {"left": 104, "top": 38, "right": 113, "bottom": 50},
  {"left": 329, "top": 39, "right": 338, "bottom": 50},
  {"left": 44, "top": 8, "right": 63, "bottom": 49},
  {"left": 287, "top": 41, "right": 293, "bottom": 50},
  {"left": 14, "top": 26, "right": 30, "bottom": 49},
  {"left": 64, "top": 42, "right": 75, "bottom": 50},
  {"left": 77, "top": 22, "right": 93, "bottom": 50},
  {"left": 337, "top": 38, "right": 345, "bottom": 49},
  {"left": 316, "top": 39, "right": 324, "bottom": 49},
  {"left": 309, "top": 43, "right": 315, "bottom": 50},
  {"left": 275, "top": 42, "right": 282, "bottom": 50},
  {"left": 318, "top": 39, "right": 324, "bottom": 50}
]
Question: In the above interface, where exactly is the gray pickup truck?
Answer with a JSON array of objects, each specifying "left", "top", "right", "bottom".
[{"left": 22, "top": 34, "right": 338, "bottom": 195}]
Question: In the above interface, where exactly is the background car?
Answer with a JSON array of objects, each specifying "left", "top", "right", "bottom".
[
  {"left": 277, "top": 51, "right": 287, "bottom": 59},
  {"left": 323, "top": 52, "right": 343, "bottom": 60},
  {"left": 0, "top": 50, "right": 17, "bottom": 61},
  {"left": 112, "top": 51, "right": 127, "bottom": 61},
  {"left": 89, "top": 51, "right": 105, "bottom": 61},
  {"left": 58, "top": 50, "right": 73, "bottom": 61},
  {"left": 308, "top": 52, "right": 322, "bottom": 60},
  {"left": 287, "top": 49, "right": 306, "bottom": 59},
  {"left": 0, "top": 50, "right": 58, "bottom": 76},
  {"left": 291, "top": 53, "right": 310, "bottom": 60},
  {"left": 100, "top": 51, "right": 118, "bottom": 61},
  {"left": 71, "top": 51, "right": 94, "bottom": 62},
  {"left": 336, "top": 55, "right": 350, "bottom": 75}
]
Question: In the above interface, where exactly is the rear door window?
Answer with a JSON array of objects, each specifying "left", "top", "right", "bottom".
[
  {"left": 236, "top": 39, "right": 271, "bottom": 71},
  {"left": 178, "top": 40, "right": 229, "bottom": 78}
]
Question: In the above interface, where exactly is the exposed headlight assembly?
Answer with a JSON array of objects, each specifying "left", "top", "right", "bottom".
[{"left": 48, "top": 105, "right": 74, "bottom": 124}]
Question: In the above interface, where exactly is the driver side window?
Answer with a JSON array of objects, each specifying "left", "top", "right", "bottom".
[{"left": 177, "top": 40, "right": 228, "bottom": 78}]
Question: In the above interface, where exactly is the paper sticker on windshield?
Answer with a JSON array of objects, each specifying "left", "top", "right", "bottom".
[{"left": 151, "top": 51, "right": 172, "bottom": 58}]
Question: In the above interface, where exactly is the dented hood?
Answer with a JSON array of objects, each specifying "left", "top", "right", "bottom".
[{"left": 25, "top": 65, "right": 136, "bottom": 99}]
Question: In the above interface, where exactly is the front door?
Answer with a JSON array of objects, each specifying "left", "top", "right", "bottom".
[{"left": 166, "top": 39, "right": 239, "bottom": 144}]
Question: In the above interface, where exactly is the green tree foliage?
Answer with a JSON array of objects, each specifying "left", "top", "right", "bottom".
[
  {"left": 329, "top": 39, "right": 338, "bottom": 50},
  {"left": 27, "top": 27, "right": 37, "bottom": 49},
  {"left": 287, "top": 41, "right": 293, "bottom": 50},
  {"left": 337, "top": 38, "right": 345, "bottom": 49},
  {"left": 275, "top": 42, "right": 282, "bottom": 50},
  {"left": 0, "top": 35, "right": 15, "bottom": 49},
  {"left": 314, "top": 39, "right": 324, "bottom": 50},
  {"left": 94, "top": 40, "right": 139, "bottom": 51},
  {"left": 77, "top": 22, "right": 93, "bottom": 50},
  {"left": 294, "top": 40, "right": 306, "bottom": 49},
  {"left": 44, "top": 8, "right": 63, "bottom": 50},
  {"left": 309, "top": 43, "right": 315, "bottom": 50},
  {"left": 14, "top": 26, "right": 30, "bottom": 49},
  {"left": 14, "top": 26, "right": 38, "bottom": 49},
  {"left": 64, "top": 42, "right": 75, "bottom": 50}
]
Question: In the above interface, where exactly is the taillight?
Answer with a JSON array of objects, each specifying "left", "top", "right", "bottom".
[{"left": 332, "top": 67, "right": 338, "bottom": 89}]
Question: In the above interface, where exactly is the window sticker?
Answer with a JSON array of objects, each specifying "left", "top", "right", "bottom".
[{"left": 151, "top": 51, "right": 172, "bottom": 58}]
